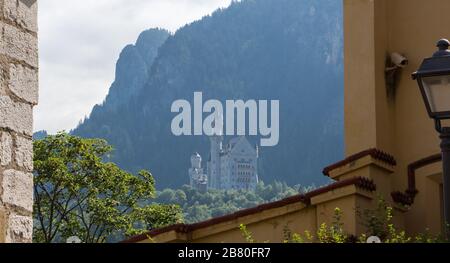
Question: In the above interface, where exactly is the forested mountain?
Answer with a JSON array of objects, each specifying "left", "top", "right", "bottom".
[
  {"left": 155, "top": 182, "right": 314, "bottom": 224},
  {"left": 33, "top": 130, "right": 48, "bottom": 140},
  {"left": 73, "top": 0, "right": 344, "bottom": 189}
]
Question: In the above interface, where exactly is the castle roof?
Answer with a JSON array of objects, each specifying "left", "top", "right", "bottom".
[{"left": 228, "top": 137, "right": 242, "bottom": 149}]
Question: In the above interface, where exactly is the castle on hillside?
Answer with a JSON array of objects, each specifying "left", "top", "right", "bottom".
[
  {"left": 189, "top": 152, "right": 209, "bottom": 192},
  {"left": 189, "top": 135, "right": 259, "bottom": 191}
]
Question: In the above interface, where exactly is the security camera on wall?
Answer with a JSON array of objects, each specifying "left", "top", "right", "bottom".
[
  {"left": 386, "top": 52, "right": 409, "bottom": 98},
  {"left": 388, "top": 52, "right": 409, "bottom": 69}
]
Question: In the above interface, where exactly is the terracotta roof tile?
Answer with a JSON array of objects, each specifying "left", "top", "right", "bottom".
[
  {"left": 391, "top": 153, "right": 441, "bottom": 206},
  {"left": 391, "top": 191, "right": 414, "bottom": 206},
  {"left": 323, "top": 148, "right": 397, "bottom": 176}
]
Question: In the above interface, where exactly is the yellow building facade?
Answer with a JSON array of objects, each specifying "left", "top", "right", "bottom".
[{"left": 125, "top": 0, "right": 450, "bottom": 243}]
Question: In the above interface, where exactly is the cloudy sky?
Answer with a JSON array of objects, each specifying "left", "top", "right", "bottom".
[{"left": 35, "top": 0, "right": 232, "bottom": 133}]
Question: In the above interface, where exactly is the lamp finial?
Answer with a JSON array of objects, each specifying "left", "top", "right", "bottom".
[{"left": 434, "top": 39, "right": 450, "bottom": 57}]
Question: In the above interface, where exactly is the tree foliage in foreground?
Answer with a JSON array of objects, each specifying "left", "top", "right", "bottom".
[
  {"left": 155, "top": 183, "right": 315, "bottom": 224},
  {"left": 33, "top": 133, "right": 183, "bottom": 243}
]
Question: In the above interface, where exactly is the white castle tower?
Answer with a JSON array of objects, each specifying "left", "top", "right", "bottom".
[
  {"left": 208, "top": 116, "right": 223, "bottom": 189},
  {"left": 189, "top": 153, "right": 208, "bottom": 192},
  {"left": 208, "top": 135, "right": 223, "bottom": 189}
]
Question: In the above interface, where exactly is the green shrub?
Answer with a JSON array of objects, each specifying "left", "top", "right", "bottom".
[{"left": 242, "top": 199, "right": 449, "bottom": 243}]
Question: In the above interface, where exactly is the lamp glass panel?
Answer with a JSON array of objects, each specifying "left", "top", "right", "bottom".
[{"left": 422, "top": 75, "right": 450, "bottom": 114}]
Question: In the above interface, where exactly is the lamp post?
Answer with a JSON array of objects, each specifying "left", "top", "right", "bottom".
[{"left": 413, "top": 39, "right": 450, "bottom": 239}]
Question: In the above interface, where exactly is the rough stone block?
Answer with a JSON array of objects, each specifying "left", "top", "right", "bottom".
[
  {"left": 6, "top": 213, "right": 32, "bottom": 243},
  {"left": 0, "top": 131, "right": 13, "bottom": 166},
  {"left": 15, "top": 135, "right": 32, "bottom": 171},
  {"left": 0, "top": 0, "right": 37, "bottom": 245},
  {"left": 2, "top": 0, "right": 38, "bottom": 33},
  {"left": 0, "top": 207, "right": 6, "bottom": 243},
  {"left": 0, "top": 95, "right": 33, "bottom": 136},
  {"left": 0, "top": 21, "right": 38, "bottom": 68},
  {"left": 0, "top": 67, "right": 6, "bottom": 96},
  {"left": 8, "top": 63, "right": 38, "bottom": 104},
  {"left": 1, "top": 169, "right": 33, "bottom": 212}
]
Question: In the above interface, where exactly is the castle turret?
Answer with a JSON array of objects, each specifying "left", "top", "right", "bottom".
[
  {"left": 209, "top": 135, "right": 223, "bottom": 189},
  {"left": 191, "top": 152, "right": 202, "bottom": 169},
  {"left": 208, "top": 115, "right": 223, "bottom": 189},
  {"left": 189, "top": 153, "right": 207, "bottom": 191}
]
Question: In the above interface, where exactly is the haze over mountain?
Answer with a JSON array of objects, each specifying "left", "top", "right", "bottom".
[{"left": 72, "top": 0, "right": 344, "bottom": 189}]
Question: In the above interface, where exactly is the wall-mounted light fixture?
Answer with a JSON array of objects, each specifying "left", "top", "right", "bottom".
[{"left": 413, "top": 39, "right": 450, "bottom": 239}]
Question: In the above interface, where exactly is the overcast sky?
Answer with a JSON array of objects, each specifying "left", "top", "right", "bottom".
[{"left": 35, "top": 0, "right": 232, "bottom": 133}]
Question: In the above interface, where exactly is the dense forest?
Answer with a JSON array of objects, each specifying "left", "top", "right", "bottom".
[
  {"left": 72, "top": 0, "right": 344, "bottom": 189},
  {"left": 154, "top": 182, "right": 315, "bottom": 224}
]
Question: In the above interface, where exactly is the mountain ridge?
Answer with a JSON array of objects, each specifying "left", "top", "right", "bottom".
[{"left": 73, "top": 0, "right": 345, "bottom": 189}]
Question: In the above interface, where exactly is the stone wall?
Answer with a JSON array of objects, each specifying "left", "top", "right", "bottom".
[{"left": 0, "top": 0, "right": 37, "bottom": 243}]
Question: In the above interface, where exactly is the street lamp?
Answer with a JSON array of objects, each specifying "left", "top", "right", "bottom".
[{"left": 412, "top": 39, "right": 450, "bottom": 238}]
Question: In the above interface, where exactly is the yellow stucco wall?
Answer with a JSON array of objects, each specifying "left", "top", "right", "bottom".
[
  {"left": 138, "top": 203, "right": 319, "bottom": 243},
  {"left": 135, "top": 184, "right": 378, "bottom": 243},
  {"left": 192, "top": 205, "right": 317, "bottom": 243},
  {"left": 345, "top": 0, "right": 450, "bottom": 235}
]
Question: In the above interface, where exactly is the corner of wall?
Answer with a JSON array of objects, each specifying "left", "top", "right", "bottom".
[{"left": 0, "top": 0, "right": 38, "bottom": 243}]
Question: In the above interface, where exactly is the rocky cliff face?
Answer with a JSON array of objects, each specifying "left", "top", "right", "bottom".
[
  {"left": 102, "top": 29, "right": 170, "bottom": 110},
  {"left": 74, "top": 0, "right": 344, "bottom": 189}
]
